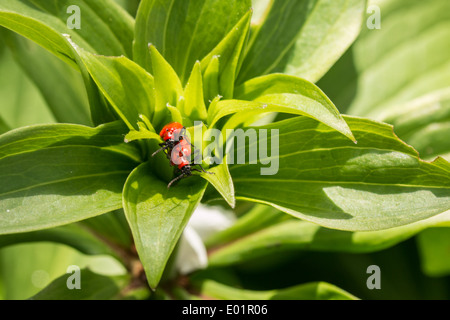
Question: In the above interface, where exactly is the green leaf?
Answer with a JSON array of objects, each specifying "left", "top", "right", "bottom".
[
  {"left": 200, "top": 10, "right": 252, "bottom": 99},
  {"left": 344, "top": 0, "right": 450, "bottom": 117},
  {"left": 208, "top": 210, "right": 450, "bottom": 266},
  {"left": 124, "top": 130, "right": 160, "bottom": 144},
  {"left": 30, "top": 269, "right": 129, "bottom": 300},
  {"left": 0, "top": 242, "right": 126, "bottom": 299},
  {"left": 231, "top": 74, "right": 355, "bottom": 141},
  {"left": 251, "top": 0, "right": 271, "bottom": 24},
  {"left": 114, "top": 0, "right": 140, "bottom": 17},
  {"left": 183, "top": 61, "right": 208, "bottom": 121},
  {"left": 205, "top": 204, "right": 289, "bottom": 248},
  {"left": 199, "top": 156, "right": 235, "bottom": 208},
  {"left": 0, "top": 0, "right": 134, "bottom": 77},
  {"left": 315, "top": 49, "right": 358, "bottom": 114},
  {"left": 122, "top": 162, "right": 207, "bottom": 289},
  {"left": 0, "top": 45, "right": 55, "bottom": 128},
  {"left": 202, "top": 55, "right": 220, "bottom": 104},
  {"left": 134, "top": 0, "right": 251, "bottom": 83},
  {"left": 227, "top": 116, "right": 450, "bottom": 231},
  {"left": 124, "top": 121, "right": 160, "bottom": 144},
  {"left": 381, "top": 88, "right": 450, "bottom": 161},
  {"left": 61, "top": 35, "right": 118, "bottom": 126},
  {"left": 3, "top": 31, "right": 91, "bottom": 126},
  {"left": 0, "top": 224, "right": 117, "bottom": 257},
  {"left": 237, "top": 0, "right": 366, "bottom": 84},
  {"left": 0, "top": 116, "right": 10, "bottom": 134},
  {"left": 382, "top": 88, "right": 450, "bottom": 138},
  {"left": 191, "top": 123, "right": 235, "bottom": 207},
  {"left": 192, "top": 279, "right": 358, "bottom": 300},
  {"left": 0, "top": 0, "right": 134, "bottom": 59},
  {"left": 80, "top": 209, "right": 133, "bottom": 249},
  {"left": 149, "top": 44, "right": 182, "bottom": 127},
  {"left": 167, "top": 105, "right": 186, "bottom": 126},
  {"left": 0, "top": 1, "right": 78, "bottom": 67},
  {"left": 417, "top": 225, "right": 450, "bottom": 277},
  {"left": 70, "top": 44, "right": 156, "bottom": 131},
  {"left": 406, "top": 122, "right": 450, "bottom": 162},
  {"left": 0, "top": 1, "right": 135, "bottom": 126},
  {"left": 30, "top": 0, "right": 134, "bottom": 56},
  {"left": 0, "top": 121, "right": 141, "bottom": 234}
]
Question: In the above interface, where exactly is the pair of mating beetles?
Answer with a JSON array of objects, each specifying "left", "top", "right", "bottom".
[{"left": 152, "top": 122, "right": 212, "bottom": 188}]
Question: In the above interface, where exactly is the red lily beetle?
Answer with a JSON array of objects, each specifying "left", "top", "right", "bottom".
[
  {"left": 167, "top": 148, "right": 211, "bottom": 188},
  {"left": 152, "top": 122, "right": 186, "bottom": 157},
  {"left": 152, "top": 122, "right": 213, "bottom": 188}
]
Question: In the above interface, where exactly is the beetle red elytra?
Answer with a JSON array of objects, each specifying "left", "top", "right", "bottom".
[
  {"left": 152, "top": 122, "right": 213, "bottom": 188},
  {"left": 152, "top": 122, "right": 186, "bottom": 157}
]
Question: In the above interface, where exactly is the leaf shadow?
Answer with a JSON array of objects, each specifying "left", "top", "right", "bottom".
[{"left": 316, "top": 48, "right": 359, "bottom": 114}]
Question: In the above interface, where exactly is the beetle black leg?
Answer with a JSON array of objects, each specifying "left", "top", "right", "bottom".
[
  {"left": 152, "top": 143, "right": 170, "bottom": 157},
  {"left": 167, "top": 165, "right": 193, "bottom": 188},
  {"left": 197, "top": 164, "right": 208, "bottom": 173},
  {"left": 192, "top": 165, "right": 214, "bottom": 175},
  {"left": 167, "top": 173, "right": 186, "bottom": 189}
]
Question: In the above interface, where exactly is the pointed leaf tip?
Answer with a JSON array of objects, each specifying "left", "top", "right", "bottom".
[{"left": 122, "top": 163, "right": 207, "bottom": 289}]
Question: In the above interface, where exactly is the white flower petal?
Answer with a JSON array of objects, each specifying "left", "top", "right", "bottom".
[
  {"left": 175, "top": 205, "right": 237, "bottom": 274},
  {"left": 175, "top": 226, "right": 208, "bottom": 275},
  {"left": 188, "top": 204, "right": 236, "bottom": 241}
]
